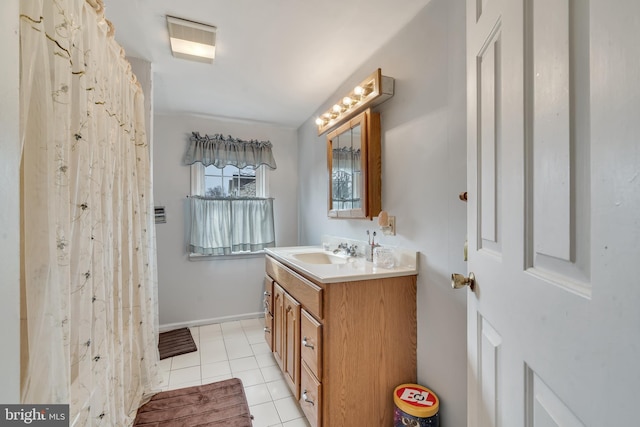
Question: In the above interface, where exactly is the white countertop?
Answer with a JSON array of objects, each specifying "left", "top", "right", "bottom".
[{"left": 265, "top": 245, "right": 418, "bottom": 284}]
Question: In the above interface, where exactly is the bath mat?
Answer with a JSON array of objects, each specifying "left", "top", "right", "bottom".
[
  {"left": 158, "top": 328, "right": 197, "bottom": 360},
  {"left": 133, "top": 378, "right": 253, "bottom": 426}
]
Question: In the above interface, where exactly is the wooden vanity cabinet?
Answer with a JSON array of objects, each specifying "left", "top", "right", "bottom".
[{"left": 265, "top": 255, "right": 417, "bottom": 427}]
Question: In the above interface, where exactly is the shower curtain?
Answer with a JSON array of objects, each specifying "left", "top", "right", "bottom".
[{"left": 20, "top": 0, "right": 161, "bottom": 425}]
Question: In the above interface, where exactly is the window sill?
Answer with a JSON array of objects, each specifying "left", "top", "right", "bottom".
[{"left": 188, "top": 251, "right": 266, "bottom": 261}]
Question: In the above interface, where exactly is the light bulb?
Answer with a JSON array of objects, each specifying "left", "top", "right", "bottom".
[
  {"left": 354, "top": 86, "right": 365, "bottom": 96},
  {"left": 332, "top": 104, "right": 342, "bottom": 113},
  {"left": 343, "top": 96, "right": 353, "bottom": 106},
  {"left": 315, "top": 117, "right": 325, "bottom": 126}
]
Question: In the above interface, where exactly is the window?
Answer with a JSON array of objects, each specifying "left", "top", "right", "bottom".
[
  {"left": 184, "top": 132, "right": 277, "bottom": 257},
  {"left": 205, "top": 165, "right": 256, "bottom": 198},
  {"left": 191, "top": 163, "right": 268, "bottom": 198},
  {"left": 192, "top": 164, "right": 267, "bottom": 199}
]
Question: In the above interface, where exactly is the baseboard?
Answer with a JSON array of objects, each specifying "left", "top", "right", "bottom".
[{"left": 159, "top": 312, "right": 263, "bottom": 332}]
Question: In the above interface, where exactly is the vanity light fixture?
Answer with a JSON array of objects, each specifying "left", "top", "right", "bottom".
[
  {"left": 315, "top": 68, "right": 394, "bottom": 135},
  {"left": 167, "top": 16, "right": 217, "bottom": 64}
]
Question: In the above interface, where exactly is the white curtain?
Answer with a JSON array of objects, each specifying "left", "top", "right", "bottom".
[
  {"left": 189, "top": 197, "right": 276, "bottom": 255},
  {"left": 20, "top": 0, "right": 161, "bottom": 425}
]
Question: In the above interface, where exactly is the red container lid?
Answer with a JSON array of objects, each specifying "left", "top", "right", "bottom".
[{"left": 394, "top": 384, "right": 439, "bottom": 418}]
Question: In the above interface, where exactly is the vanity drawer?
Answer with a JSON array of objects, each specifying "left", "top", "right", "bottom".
[
  {"left": 301, "top": 309, "right": 322, "bottom": 379},
  {"left": 265, "top": 256, "right": 323, "bottom": 319},
  {"left": 300, "top": 361, "right": 322, "bottom": 427}
]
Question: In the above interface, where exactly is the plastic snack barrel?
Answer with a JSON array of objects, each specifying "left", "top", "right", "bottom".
[{"left": 393, "top": 383, "right": 440, "bottom": 427}]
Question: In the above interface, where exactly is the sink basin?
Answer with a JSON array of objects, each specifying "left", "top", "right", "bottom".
[{"left": 291, "top": 252, "right": 349, "bottom": 265}]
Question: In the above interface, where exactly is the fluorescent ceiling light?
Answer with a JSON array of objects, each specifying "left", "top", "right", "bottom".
[
  {"left": 167, "top": 16, "right": 216, "bottom": 64},
  {"left": 169, "top": 38, "right": 215, "bottom": 60}
]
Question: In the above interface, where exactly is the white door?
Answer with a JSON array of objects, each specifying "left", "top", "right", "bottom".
[{"left": 465, "top": 0, "right": 640, "bottom": 425}]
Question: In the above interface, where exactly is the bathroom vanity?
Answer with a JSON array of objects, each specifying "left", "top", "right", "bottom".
[{"left": 263, "top": 246, "right": 418, "bottom": 427}]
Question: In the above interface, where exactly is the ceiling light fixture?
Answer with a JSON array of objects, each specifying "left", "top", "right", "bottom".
[
  {"left": 315, "top": 68, "right": 394, "bottom": 135},
  {"left": 166, "top": 16, "right": 217, "bottom": 64}
]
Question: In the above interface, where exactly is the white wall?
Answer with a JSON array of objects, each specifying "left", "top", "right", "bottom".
[
  {"left": 297, "top": 0, "right": 468, "bottom": 425},
  {"left": 153, "top": 114, "right": 298, "bottom": 328},
  {"left": 0, "top": 0, "right": 21, "bottom": 403}
]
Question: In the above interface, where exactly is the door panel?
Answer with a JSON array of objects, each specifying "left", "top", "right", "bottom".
[
  {"left": 478, "top": 23, "right": 502, "bottom": 255},
  {"left": 284, "top": 292, "right": 301, "bottom": 399},
  {"left": 525, "top": 366, "right": 584, "bottom": 427},
  {"left": 478, "top": 315, "right": 501, "bottom": 427},
  {"left": 530, "top": 0, "right": 572, "bottom": 262},
  {"left": 524, "top": 0, "right": 592, "bottom": 295},
  {"left": 467, "top": 0, "right": 640, "bottom": 425}
]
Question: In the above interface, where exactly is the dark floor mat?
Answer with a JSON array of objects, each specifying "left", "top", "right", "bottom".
[
  {"left": 133, "top": 378, "right": 253, "bottom": 426},
  {"left": 158, "top": 327, "right": 197, "bottom": 360}
]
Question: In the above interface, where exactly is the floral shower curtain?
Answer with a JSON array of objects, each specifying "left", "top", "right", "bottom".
[{"left": 20, "top": 0, "right": 161, "bottom": 425}]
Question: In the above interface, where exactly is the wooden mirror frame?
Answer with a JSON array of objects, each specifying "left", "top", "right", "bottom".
[{"left": 326, "top": 108, "right": 381, "bottom": 219}]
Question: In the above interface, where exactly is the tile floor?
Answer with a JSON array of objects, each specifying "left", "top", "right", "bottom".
[{"left": 158, "top": 318, "right": 310, "bottom": 427}]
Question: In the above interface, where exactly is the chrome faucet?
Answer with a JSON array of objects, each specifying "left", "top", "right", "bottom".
[{"left": 333, "top": 242, "right": 358, "bottom": 257}]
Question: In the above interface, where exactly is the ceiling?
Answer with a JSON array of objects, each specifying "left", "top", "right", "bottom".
[{"left": 103, "top": 0, "right": 431, "bottom": 128}]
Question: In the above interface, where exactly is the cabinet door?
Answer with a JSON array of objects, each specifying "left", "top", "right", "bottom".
[
  {"left": 283, "top": 292, "right": 301, "bottom": 398},
  {"left": 264, "top": 277, "right": 274, "bottom": 350},
  {"left": 264, "top": 311, "right": 274, "bottom": 351},
  {"left": 272, "top": 283, "right": 285, "bottom": 370}
]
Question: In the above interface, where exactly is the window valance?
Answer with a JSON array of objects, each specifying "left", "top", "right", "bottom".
[{"left": 184, "top": 132, "right": 277, "bottom": 169}]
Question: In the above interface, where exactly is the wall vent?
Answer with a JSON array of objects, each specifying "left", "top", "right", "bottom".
[
  {"left": 166, "top": 16, "right": 216, "bottom": 64},
  {"left": 155, "top": 206, "right": 167, "bottom": 224}
]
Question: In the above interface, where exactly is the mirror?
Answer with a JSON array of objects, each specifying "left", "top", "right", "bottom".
[
  {"left": 327, "top": 109, "right": 380, "bottom": 219},
  {"left": 331, "top": 123, "right": 360, "bottom": 211}
]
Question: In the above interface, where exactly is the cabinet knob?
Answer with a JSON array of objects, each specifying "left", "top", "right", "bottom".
[
  {"left": 263, "top": 327, "right": 271, "bottom": 333},
  {"left": 302, "top": 337, "right": 314, "bottom": 349},
  {"left": 302, "top": 390, "right": 315, "bottom": 406},
  {"left": 264, "top": 291, "right": 271, "bottom": 297}
]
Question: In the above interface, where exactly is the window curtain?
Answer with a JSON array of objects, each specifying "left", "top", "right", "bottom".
[
  {"left": 20, "top": 0, "right": 161, "bottom": 425},
  {"left": 184, "top": 132, "right": 277, "bottom": 169},
  {"left": 189, "top": 197, "right": 276, "bottom": 255}
]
